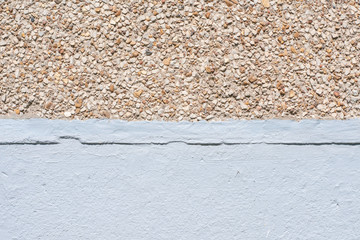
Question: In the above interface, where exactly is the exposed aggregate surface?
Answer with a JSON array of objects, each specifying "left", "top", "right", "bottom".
[{"left": 0, "top": 0, "right": 360, "bottom": 120}]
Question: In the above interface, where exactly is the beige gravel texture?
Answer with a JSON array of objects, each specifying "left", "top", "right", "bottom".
[{"left": 0, "top": 0, "right": 359, "bottom": 121}]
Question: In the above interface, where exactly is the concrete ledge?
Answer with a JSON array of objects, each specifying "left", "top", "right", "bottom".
[
  {"left": 1, "top": 120, "right": 360, "bottom": 239},
  {"left": 1, "top": 119, "right": 360, "bottom": 144}
]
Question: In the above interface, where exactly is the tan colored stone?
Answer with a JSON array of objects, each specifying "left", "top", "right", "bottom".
[
  {"left": 289, "top": 90, "right": 295, "bottom": 98},
  {"left": 262, "top": 0, "right": 270, "bottom": 8},
  {"left": 163, "top": 58, "right": 171, "bottom": 66},
  {"left": 205, "top": 66, "right": 214, "bottom": 74},
  {"left": 224, "top": 0, "right": 234, "bottom": 7},
  {"left": 279, "top": 49, "right": 288, "bottom": 57},
  {"left": 134, "top": 89, "right": 144, "bottom": 98},
  {"left": 249, "top": 75, "right": 257, "bottom": 83},
  {"left": 278, "top": 36, "right": 284, "bottom": 44},
  {"left": 110, "top": 84, "right": 115, "bottom": 92},
  {"left": 75, "top": 99, "right": 82, "bottom": 108},
  {"left": 45, "top": 102, "right": 52, "bottom": 110},
  {"left": 132, "top": 51, "right": 140, "bottom": 57}
]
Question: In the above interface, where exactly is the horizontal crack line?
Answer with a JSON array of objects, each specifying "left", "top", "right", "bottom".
[
  {"left": 80, "top": 142, "right": 360, "bottom": 146},
  {"left": 0, "top": 141, "right": 59, "bottom": 145},
  {"left": 267, "top": 142, "right": 360, "bottom": 146},
  {"left": 1, "top": 139, "right": 360, "bottom": 146}
]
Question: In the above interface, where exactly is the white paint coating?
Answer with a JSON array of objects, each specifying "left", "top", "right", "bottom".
[
  {"left": 1, "top": 119, "right": 360, "bottom": 144},
  {"left": 1, "top": 120, "right": 360, "bottom": 239}
]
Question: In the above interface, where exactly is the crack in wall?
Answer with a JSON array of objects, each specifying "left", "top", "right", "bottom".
[
  {"left": 0, "top": 136, "right": 360, "bottom": 146},
  {"left": 267, "top": 142, "right": 360, "bottom": 146},
  {"left": 0, "top": 141, "right": 59, "bottom": 145},
  {"left": 81, "top": 141, "right": 360, "bottom": 146}
]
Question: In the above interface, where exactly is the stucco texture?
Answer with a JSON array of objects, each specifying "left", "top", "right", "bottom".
[{"left": 1, "top": 120, "right": 360, "bottom": 239}]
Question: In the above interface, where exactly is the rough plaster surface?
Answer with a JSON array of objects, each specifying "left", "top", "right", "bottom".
[{"left": 1, "top": 120, "right": 360, "bottom": 239}]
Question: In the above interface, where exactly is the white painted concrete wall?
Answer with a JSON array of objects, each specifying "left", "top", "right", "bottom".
[{"left": 1, "top": 120, "right": 360, "bottom": 239}]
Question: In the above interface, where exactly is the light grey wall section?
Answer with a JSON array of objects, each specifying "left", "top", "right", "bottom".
[
  {"left": 1, "top": 119, "right": 360, "bottom": 144},
  {"left": 1, "top": 120, "right": 360, "bottom": 240}
]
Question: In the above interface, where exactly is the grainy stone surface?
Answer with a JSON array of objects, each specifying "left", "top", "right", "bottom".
[{"left": 0, "top": 0, "right": 359, "bottom": 120}]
